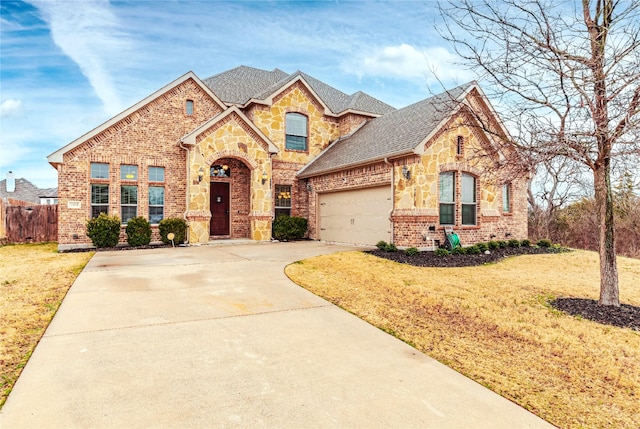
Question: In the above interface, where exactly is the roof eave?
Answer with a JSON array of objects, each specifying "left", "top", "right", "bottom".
[{"left": 297, "top": 149, "right": 414, "bottom": 179}]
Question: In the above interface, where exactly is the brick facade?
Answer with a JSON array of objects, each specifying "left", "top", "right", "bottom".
[{"left": 50, "top": 70, "right": 528, "bottom": 251}]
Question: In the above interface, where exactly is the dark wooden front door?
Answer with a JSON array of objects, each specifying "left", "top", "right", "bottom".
[{"left": 210, "top": 182, "right": 230, "bottom": 236}]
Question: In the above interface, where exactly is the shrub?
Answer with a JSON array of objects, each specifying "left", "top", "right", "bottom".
[
  {"left": 488, "top": 240, "right": 499, "bottom": 250},
  {"left": 405, "top": 247, "right": 419, "bottom": 256},
  {"left": 497, "top": 240, "right": 508, "bottom": 249},
  {"left": 386, "top": 243, "right": 398, "bottom": 252},
  {"left": 159, "top": 217, "right": 188, "bottom": 245},
  {"left": 476, "top": 242, "right": 489, "bottom": 252},
  {"left": 376, "top": 240, "right": 389, "bottom": 251},
  {"left": 86, "top": 213, "right": 121, "bottom": 248},
  {"left": 521, "top": 239, "right": 531, "bottom": 247},
  {"left": 435, "top": 248, "right": 450, "bottom": 256},
  {"left": 508, "top": 239, "right": 521, "bottom": 248},
  {"left": 272, "top": 216, "right": 308, "bottom": 241},
  {"left": 126, "top": 216, "right": 152, "bottom": 247},
  {"left": 537, "top": 238, "right": 552, "bottom": 248},
  {"left": 451, "top": 246, "right": 466, "bottom": 255},
  {"left": 466, "top": 245, "right": 481, "bottom": 254}
]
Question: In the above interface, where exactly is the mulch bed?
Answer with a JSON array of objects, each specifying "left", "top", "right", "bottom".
[{"left": 367, "top": 246, "right": 639, "bottom": 331}]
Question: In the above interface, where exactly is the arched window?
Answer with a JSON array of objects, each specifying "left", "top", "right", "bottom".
[
  {"left": 439, "top": 171, "right": 478, "bottom": 226},
  {"left": 285, "top": 112, "right": 308, "bottom": 151}
]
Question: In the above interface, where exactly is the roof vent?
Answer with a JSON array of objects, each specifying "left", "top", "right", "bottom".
[{"left": 6, "top": 171, "right": 15, "bottom": 193}]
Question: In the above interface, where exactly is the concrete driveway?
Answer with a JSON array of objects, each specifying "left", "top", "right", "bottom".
[{"left": 1, "top": 241, "right": 554, "bottom": 428}]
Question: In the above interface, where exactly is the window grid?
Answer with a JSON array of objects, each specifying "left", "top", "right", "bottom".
[
  {"left": 90, "top": 163, "right": 109, "bottom": 179},
  {"left": 149, "top": 186, "right": 165, "bottom": 224},
  {"left": 285, "top": 113, "right": 308, "bottom": 151},
  {"left": 91, "top": 184, "right": 109, "bottom": 218},
  {"left": 121, "top": 185, "right": 138, "bottom": 223},
  {"left": 149, "top": 166, "right": 165, "bottom": 182},
  {"left": 275, "top": 184, "right": 292, "bottom": 217},
  {"left": 121, "top": 165, "right": 138, "bottom": 181}
]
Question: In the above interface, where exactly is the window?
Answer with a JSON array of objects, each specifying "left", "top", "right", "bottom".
[
  {"left": 90, "top": 163, "right": 109, "bottom": 179},
  {"left": 503, "top": 183, "right": 511, "bottom": 213},
  {"left": 149, "top": 166, "right": 165, "bottom": 182},
  {"left": 186, "top": 100, "right": 194, "bottom": 116},
  {"left": 461, "top": 173, "right": 477, "bottom": 225},
  {"left": 285, "top": 113, "right": 307, "bottom": 151},
  {"left": 439, "top": 172, "right": 455, "bottom": 225},
  {"left": 121, "top": 185, "right": 138, "bottom": 223},
  {"left": 456, "top": 135, "right": 464, "bottom": 155},
  {"left": 91, "top": 184, "right": 109, "bottom": 218},
  {"left": 121, "top": 165, "right": 138, "bottom": 181},
  {"left": 149, "top": 186, "right": 164, "bottom": 224},
  {"left": 275, "top": 185, "right": 292, "bottom": 217}
]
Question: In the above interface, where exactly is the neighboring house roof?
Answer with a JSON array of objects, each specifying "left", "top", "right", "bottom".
[
  {"left": 47, "top": 72, "right": 226, "bottom": 166},
  {"left": 204, "top": 66, "right": 395, "bottom": 117},
  {"left": 0, "top": 178, "right": 56, "bottom": 204},
  {"left": 298, "top": 82, "right": 479, "bottom": 178}
]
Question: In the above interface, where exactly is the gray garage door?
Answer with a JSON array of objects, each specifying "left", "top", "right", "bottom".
[{"left": 318, "top": 186, "right": 392, "bottom": 246}]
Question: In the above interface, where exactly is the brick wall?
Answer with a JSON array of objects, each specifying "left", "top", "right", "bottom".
[{"left": 57, "top": 78, "right": 223, "bottom": 248}]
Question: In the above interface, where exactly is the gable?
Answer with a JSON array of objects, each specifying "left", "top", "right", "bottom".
[{"left": 47, "top": 72, "right": 226, "bottom": 166}]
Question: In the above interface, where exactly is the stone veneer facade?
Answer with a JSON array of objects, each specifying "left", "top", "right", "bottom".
[{"left": 51, "top": 72, "right": 528, "bottom": 251}]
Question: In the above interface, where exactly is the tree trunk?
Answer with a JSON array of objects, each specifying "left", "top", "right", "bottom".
[{"left": 594, "top": 162, "right": 619, "bottom": 306}]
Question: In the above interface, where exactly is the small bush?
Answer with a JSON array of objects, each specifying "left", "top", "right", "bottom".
[
  {"left": 451, "top": 246, "right": 466, "bottom": 255},
  {"left": 159, "top": 217, "right": 188, "bottom": 245},
  {"left": 86, "top": 213, "right": 121, "bottom": 248},
  {"left": 376, "top": 240, "right": 389, "bottom": 251},
  {"left": 466, "top": 245, "right": 481, "bottom": 254},
  {"left": 386, "top": 243, "right": 398, "bottom": 252},
  {"left": 537, "top": 238, "right": 552, "bottom": 248},
  {"left": 476, "top": 242, "right": 489, "bottom": 252},
  {"left": 508, "top": 239, "right": 521, "bottom": 248},
  {"left": 435, "top": 248, "right": 450, "bottom": 256},
  {"left": 521, "top": 239, "right": 531, "bottom": 247},
  {"left": 405, "top": 247, "right": 419, "bottom": 256},
  {"left": 126, "top": 216, "right": 152, "bottom": 247},
  {"left": 488, "top": 240, "right": 499, "bottom": 250},
  {"left": 498, "top": 240, "right": 508, "bottom": 249},
  {"left": 272, "top": 216, "right": 308, "bottom": 240}
]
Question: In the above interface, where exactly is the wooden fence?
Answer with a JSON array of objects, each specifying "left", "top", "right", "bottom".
[{"left": 4, "top": 204, "right": 58, "bottom": 243}]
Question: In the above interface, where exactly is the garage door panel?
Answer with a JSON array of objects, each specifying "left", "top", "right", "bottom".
[{"left": 318, "top": 186, "right": 391, "bottom": 246}]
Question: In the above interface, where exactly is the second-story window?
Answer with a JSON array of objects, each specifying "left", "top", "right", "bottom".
[
  {"left": 186, "top": 100, "right": 194, "bottom": 116},
  {"left": 285, "top": 112, "right": 307, "bottom": 151}
]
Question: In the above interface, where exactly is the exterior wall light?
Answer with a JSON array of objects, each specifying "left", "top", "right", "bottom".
[
  {"left": 197, "top": 167, "right": 204, "bottom": 182},
  {"left": 261, "top": 171, "right": 268, "bottom": 185},
  {"left": 402, "top": 165, "right": 411, "bottom": 180}
]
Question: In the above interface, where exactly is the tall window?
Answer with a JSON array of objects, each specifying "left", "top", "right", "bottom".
[
  {"left": 121, "top": 185, "right": 138, "bottom": 223},
  {"left": 456, "top": 135, "right": 464, "bottom": 155},
  {"left": 90, "top": 162, "right": 109, "bottom": 179},
  {"left": 285, "top": 113, "right": 307, "bottom": 151},
  {"left": 503, "top": 183, "right": 511, "bottom": 213},
  {"left": 91, "top": 185, "right": 109, "bottom": 218},
  {"left": 275, "top": 185, "right": 292, "bottom": 217},
  {"left": 149, "top": 187, "right": 164, "bottom": 224},
  {"left": 461, "top": 173, "right": 477, "bottom": 225},
  {"left": 439, "top": 172, "right": 455, "bottom": 225},
  {"left": 186, "top": 100, "right": 194, "bottom": 116}
]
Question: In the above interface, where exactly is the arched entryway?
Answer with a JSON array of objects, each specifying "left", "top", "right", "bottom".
[{"left": 209, "top": 157, "right": 251, "bottom": 238}]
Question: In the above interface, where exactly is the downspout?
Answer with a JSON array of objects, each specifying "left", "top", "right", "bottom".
[
  {"left": 179, "top": 141, "right": 191, "bottom": 244},
  {"left": 384, "top": 157, "right": 394, "bottom": 244}
]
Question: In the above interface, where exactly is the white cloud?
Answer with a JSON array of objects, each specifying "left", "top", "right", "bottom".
[
  {"left": 345, "top": 44, "right": 474, "bottom": 86},
  {"left": 27, "top": 0, "right": 130, "bottom": 115},
  {"left": 0, "top": 99, "right": 24, "bottom": 117}
]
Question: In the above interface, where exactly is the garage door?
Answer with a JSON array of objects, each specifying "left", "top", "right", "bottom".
[{"left": 318, "top": 186, "right": 392, "bottom": 246}]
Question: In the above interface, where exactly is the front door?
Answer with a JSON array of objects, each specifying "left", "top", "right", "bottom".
[{"left": 210, "top": 182, "right": 230, "bottom": 236}]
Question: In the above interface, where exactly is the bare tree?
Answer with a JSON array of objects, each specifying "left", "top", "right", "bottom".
[{"left": 439, "top": 0, "right": 640, "bottom": 306}]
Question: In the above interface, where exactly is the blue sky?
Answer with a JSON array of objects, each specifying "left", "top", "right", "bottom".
[{"left": 1, "top": 0, "right": 473, "bottom": 189}]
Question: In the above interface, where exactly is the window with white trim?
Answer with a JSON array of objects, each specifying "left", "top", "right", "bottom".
[
  {"left": 461, "top": 173, "right": 477, "bottom": 225},
  {"left": 149, "top": 166, "right": 165, "bottom": 182},
  {"left": 121, "top": 185, "right": 138, "bottom": 223},
  {"left": 275, "top": 184, "right": 292, "bottom": 217},
  {"left": 439, "top": 172, "right": 455, "bottom": 225},
  {"left": 285, "top": 113, "right": 307, "bottom": 151},
  {"left": 186, "top": 100, "right": 194, "bottom": 115}
]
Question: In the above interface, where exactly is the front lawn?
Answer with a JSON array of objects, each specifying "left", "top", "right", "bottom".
[
  {"left": 285, "top": 249, "right": 640, "bottom": 429},
  {"left": 0, "top": 243, "right": 93, "bottom": 407}
]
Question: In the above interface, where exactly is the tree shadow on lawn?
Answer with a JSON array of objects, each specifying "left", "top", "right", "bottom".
[{"left": 367, "top": 247, "right": 640, "bottom": 331}]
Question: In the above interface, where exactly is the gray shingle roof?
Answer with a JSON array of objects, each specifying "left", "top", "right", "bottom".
[
  {"left": 203, "top": 66, "right": 395, "bottom": 116},
  {"left": 298, "top": 82, "right": 476, "bottom": 178},
  {"left": 0, "top": 178, "right": 57, "bottom": 204},
  {"left": 203, "top": 66, "right": 288, "bottom": 105}
]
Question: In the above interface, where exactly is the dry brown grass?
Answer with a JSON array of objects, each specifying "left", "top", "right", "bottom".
[
  {"left": 286, "top": 249, "right": 640, "bottom": 429},
  {"left": 0, "top": 243, "right": 93, "bottom": 407}
]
